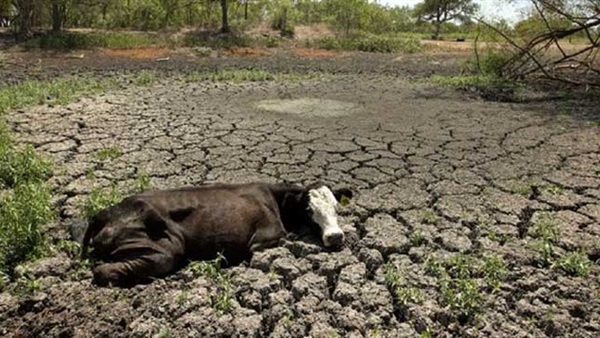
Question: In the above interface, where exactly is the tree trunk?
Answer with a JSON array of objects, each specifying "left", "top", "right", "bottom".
[
  {"left": 434, "top": 21, "right": 441, "bottom": 40},
  {"left": 52, "top": 1, "right": 61, "bottom": 32},
  {"left": 244, "top": 1, "right": 248, "bottom": 21},
  {"left": 15, "top": 0, "right": 34, "bottom": 39},
  {"left": 220, "top": 0, "right": 230, "bottom": 33}
]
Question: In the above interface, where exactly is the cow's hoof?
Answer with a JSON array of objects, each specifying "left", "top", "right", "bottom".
[{"left": 323, "top": 231, "right": 345, "bottom": 248}]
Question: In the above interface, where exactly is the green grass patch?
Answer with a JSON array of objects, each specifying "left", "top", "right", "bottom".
[
  {"left": 384, "top": 262, "right": 424, "bottom": 307},
  {"left": 552, "top": 250, "right": 592, "bottom": 277},
  {"left": 425, "top": 253, "right": 509, "bottom": 322},
  {"left": 23, "top": 32, "right": 173, "bottom": 50},
  {"left": 185, "top": 69, "right": 314, "bottom": 83},
  {"left": 95, "top": 147, "right": 122, "bottom": 161},
  {"left": 0, "top": 183, "right": 55, "bottom": 284},
  {"left": 134, "top": 70, "right": 157, "bottom": 86},
  {"left": 303, "top": 34, "right": 422, "bottom": 54},
  {"left": 0, "top": 77, "right": 116, "bottom": 115},
  {"left": 186, "top": 254, "right": 235, "bottom": 314}
]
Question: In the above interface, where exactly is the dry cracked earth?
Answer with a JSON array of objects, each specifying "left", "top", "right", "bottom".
[{"left": 1, "top": 55, "right": 600, "bottom": 338}]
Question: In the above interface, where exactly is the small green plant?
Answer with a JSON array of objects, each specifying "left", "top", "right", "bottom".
[
  {"left": 95, "top": 147, "right": 122, "bottom": 161},
  {"left": 176, "top": 290, "right": 189, "bottom": 305},
  {"left": 480, "top": 254, "right": 508, "bottom": 292},
  {"left": 81, "top": 182, "right": 124, "bottom": 218},
  {"left": 409, "top": 231, "right": 426, "bottom": 246},
  {"left": 134, "top": 170, "right": 151, "bottom": 193},
  {"left": 186, "top": 254, "right": 234, "bottom": 313},
  {"left": 53, "top": 239, "right": 81, "bottom": 258},
  {"left": 384, "top": 262, "right": 424, "bottom": 307},
  {"left": 421, "top": 209, "right": 438, "bottom": 225},
  {"left": 440, "top": 277, "right": 482, "bottom": 320},
  {"left": 552, "top": 250, "right": 592, "bottom": 277},
  {"left": 529, "top": 213, "right": 560, "bottom": 242},
  {"left": 544, "top": 184, "right": 564, "bottom": 195},
  {"left": 154, "top": 327, "right": 173, "bottom": 338},
  {"left": 420, "top": 328, "right": 434, "bottom": 338},
  {"left": 508, "top": 180, "right": 533, "bottom": 196},
  {"left": 134, "top": 70, "right": 157, "bottom": 86}
]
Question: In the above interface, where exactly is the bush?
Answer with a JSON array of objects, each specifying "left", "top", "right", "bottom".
[
  {"left": 0, "top": 183, "right": 55, "bottom": 279},
  {"left": 23, "top": 32, "right": 172, "bottom": 50},
  {"left": 0, "top": 127, "right": 52, "bottom": 189},
  {"left": 303, "top": 34, "right": 422, "bottom": 54}
]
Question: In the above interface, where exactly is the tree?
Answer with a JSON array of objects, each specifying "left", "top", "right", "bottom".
[
  {"left": 12, "top": 0, "right": 34, "bottom": 38},
  {"left": 220, "top": 0, "right": 229, "bottom": 33},
  {"left": 413, "top": 0, "right": 479, "bottom": 40}
]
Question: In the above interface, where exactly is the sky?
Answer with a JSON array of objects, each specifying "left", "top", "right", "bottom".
[{"left": 378, "top": 0, "right": 531, "bottom": 23}]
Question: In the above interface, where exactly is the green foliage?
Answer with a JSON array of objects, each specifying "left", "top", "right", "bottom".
[
  {"left": 185, "top": 69, "right": 316, "bottom": 83},
  {"left": 80, "top": 182, "right": 124, "bottom": 219},
  {"left": 409, "top": 231, "right": 426, "bottom": 246},
  {"left": 24, "top": 32, "right": 173, "bottom": 50},
  {"left": 0, "top": 183, "right": 55, "bottom": 278},
  {"left": 304, "top": 34, "right": 422, "bottom": 54},
  {"left": 0, "top": 77, "right": 114, "bottom": 115},
  {"left": 134, "top": 70, "right": 157, "bottom": 86},
  {"left": 0, "top": 136, "right": 52, "bottom": 189},
  {"left": 95, "top": 147, "right": 122, "bottom": 161},
  {"left": 476, "top": 49, "right": 512, "bottom": 77},
  {"left": 413, "top": 0, "right": 480, "bottom": 39},
  {"left": 384, "top": 262, "right": 424, "bottom": 307},
  {"left": 186, "top": 254, "right": 234, "bottom": 313},
  {"left": 552, "top": 250, "right": 592, "bottom": 277},
  {"left": 425, "top": 253, "right": 509, "bottom": 321},
  {"left": 421, "top": 209, "right": 438, "bottom": 225}
]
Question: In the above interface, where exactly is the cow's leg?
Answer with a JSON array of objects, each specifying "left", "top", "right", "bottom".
[
  {"left": 92, "top": 252, "right": 179, "bottom": 286},
  {"left": 248, "top": 214, "right": 287, "bottom": 253}
]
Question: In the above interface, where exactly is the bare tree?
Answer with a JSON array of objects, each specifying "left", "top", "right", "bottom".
[{"left": 479, "top": 0, "right": 600, "bottom": 87}]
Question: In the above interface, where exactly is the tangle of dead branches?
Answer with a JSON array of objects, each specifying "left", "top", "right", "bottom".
[{"left": 479, "top": 0, "right": 600, "bottom": 88}]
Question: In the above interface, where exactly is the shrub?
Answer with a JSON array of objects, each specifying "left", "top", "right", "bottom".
[
  {"left": 303, "top": 34, "right": 422, "bottom": 54},
  {"left": 23, "top": 32, "right": 171, "bottom": 50},
  {"left": 0, "top": 183, "right": 55, "bottom": 278}
]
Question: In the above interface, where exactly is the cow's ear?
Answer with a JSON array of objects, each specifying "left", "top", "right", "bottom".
[
  {"left": 333, "top": 188, "right": 354, "bottom": 205},
  {"left": 141, "top": 208, "right": 169, "bottom": 239}
]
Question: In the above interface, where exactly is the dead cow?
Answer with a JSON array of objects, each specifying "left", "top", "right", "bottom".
[{"left": 80, "top": 182, "right": 353, "bottom": 286}]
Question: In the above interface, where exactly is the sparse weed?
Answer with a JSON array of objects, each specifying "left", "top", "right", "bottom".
[
  {"left": 134, "top": 170, "right": 151, "bottom": 193},
  {"left": 53, "top": 239, "right": 81, "bottom": 258},
  {"left": 154, "top": 327, "right": 173, "bottom": 338},
  {"left": 95, "top": 147, "right": 122, "bottom": 161},
  {"left": 420, "top": 328, "right": 434, "bottom": 338},
  {"left": 480, "top": 254, "right": 508, "bottom": 292},
  {"left": 544, "top": 184, "right": 564, "bottom": 195},
  {"left": 186, "top": 254, "right": 234, "bottom": 314},
  {"left": 176, "top": 290, "right": 189, "bottom": 305},
  {"left": 421, "top": 209, "right": 438, "bottom": 225},
  {"left": 409, "top": 230, "right": 426, "bottom": 246},
  {"left": 440, "top": 277, "right": 482, "bottom": 320},
  {"left": 508, "top": 180, "right": 533, "bottom": 196},
  {"left": 80, "top": 182, "right": 124, "bottom": 218},
  {"left": 529, "top": 213, "right": 560, "bottom": 243},
  {"left": 134, "top": 70, "right": 157, "bottom": 86},
  {"left": 384, "top": 263, "right": 424, "bottom": 307},
  {"left": 186, "top": 69, "right": 275, "bottom": 83},
  {"left": 552, "top": 250, "right": 592, "bottom": 277}
]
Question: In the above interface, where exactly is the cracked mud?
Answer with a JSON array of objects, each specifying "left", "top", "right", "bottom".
[{"left": 1, "top": 65, "right": 599, "bottom": 338}]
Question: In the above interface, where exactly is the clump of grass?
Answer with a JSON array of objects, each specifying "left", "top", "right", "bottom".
[
  {"left": 95, "top": 147, "right": 122, "bottom": 161},
  {"left": 552, "top": 250, "right": 592, "bottom": 277},
  {"left": 0, "top": 125, "right": 52, "bottom": 188},
  {"left": 507, "top": 180, "right": 533, "bottom": 196},
  {"left": 186, "top": 253, "right": 234, "bottom": 313},
  {"left": 425, "top": 253, "right": 509, "bottom": 322},
  {"left": 185, "top": 69, "right": 276, "bottom": 83},
  {"left": 384, "top": 263, "right": 424, "bottom": 308},
  {"left": 431, "top": 74, "right": 510, "bottom": 90},
  {"left": 134, "top": 70, "right": 157, "bottom": 86},
  {"left": 80, "top": 182, "right": 124, "bottom": 219},
  {"left": 0, "top": 77, "right": 115, "bottom": 115},
  {"left": 543, "top": 184, "right": 564, "bottom": 195},
  {"left": 529, "top": 213, "right": 560, "bottom": 265},
  {"left": 421, "top": 209, "right": 438, "bottom": 225},
  {"left": 0, "top": 183, "right": 55, "bottom": 281},
  {"left": 409, "top": 230, "right": 426, "bottom": 246}
]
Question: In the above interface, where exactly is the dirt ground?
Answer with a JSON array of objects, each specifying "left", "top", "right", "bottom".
[{"left": 0, "top": 44, "right": 599, "bottom": 338}]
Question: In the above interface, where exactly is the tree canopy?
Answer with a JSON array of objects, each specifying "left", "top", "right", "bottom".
[{"left": 413, "top": 0, "right": 479, "bottom": 39}]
